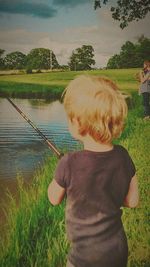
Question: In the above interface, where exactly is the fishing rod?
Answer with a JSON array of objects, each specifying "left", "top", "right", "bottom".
[{"left": 7, "top": 98, "right": 63, "bottom": 159}]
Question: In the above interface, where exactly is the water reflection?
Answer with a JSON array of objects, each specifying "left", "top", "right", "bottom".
[{"left": 0, "top": 98, "right": 79, "bottom": 182}]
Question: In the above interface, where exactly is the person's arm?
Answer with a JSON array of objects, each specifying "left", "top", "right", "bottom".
[
  {"left": 124, "top": 175, "right": 139, "bottom": 208},
  {"left": 48, "top": 179, "right": 66, "bottom": 206},
  {"left": 140, "top": 71, "right": 150, "bottom": 83}
]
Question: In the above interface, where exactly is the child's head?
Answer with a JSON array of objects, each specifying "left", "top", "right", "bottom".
[
  {"left": 143, "top": 61, "right": 150, "bottom": 70},
  {"left": 63, "top": 75, "right": 127, "bottom": 144}
]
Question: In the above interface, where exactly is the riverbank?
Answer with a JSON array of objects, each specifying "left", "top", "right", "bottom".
[
  {"left": 0, "top": 69, "right": 140, "bottom": 99},
  {"left": 0, "top": 93, "right": 149, "bottom": 267}
]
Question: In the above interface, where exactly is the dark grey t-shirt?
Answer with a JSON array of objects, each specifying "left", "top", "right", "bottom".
[{"left": 55, "top": 145, "right": 136, "bottom": 267}]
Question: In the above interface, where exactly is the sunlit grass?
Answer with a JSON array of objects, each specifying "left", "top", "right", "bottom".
[{"left": 0, "top": 69, "right": 140, "bottom": 98}]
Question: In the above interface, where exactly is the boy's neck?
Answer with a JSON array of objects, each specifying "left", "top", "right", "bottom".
[{"left": 82, "top": 135, "right": 113, "bottom": 152}]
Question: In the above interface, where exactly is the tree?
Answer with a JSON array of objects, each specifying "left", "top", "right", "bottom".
[
  {"left": 135, "top": 36, "right": 150, "bottom": 66},
  {"left": 58, "top": 65, "right": 69, "bottom": 71},
  {"left": 0, "top": 49, "right": 5, "bottom": 69},
  {"left": 107, "top": 54, "right": 121, "bottom": 69},
  {"left": 26, "top": 48, "right": 59, "bottom": 70},
  {"left": 119, "top": 41, "right": 137, "bottom": 68},
  {"left": 69, "top": 45, "right": 95, "bottom": 71},
  {"left": 94, "top": 0, "right": 150, "bottom": 28},
  {"left": 106, "top": 36, "right": 150, "bottom": 69},
  {"left": 4, "top": 51, "right": 26, "bottom": 69}
]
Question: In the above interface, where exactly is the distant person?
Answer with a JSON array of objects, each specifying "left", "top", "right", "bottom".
[
  {"left": 139, "top": 61, "right": 150, "bottom": 119},
  {"left": 48, "top": 76, "right": 139, "bottom": 267}
]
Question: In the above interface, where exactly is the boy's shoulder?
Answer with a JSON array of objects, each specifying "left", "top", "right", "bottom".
[
  {"left": 114, "top": 144, "right": 129, "bottom": 155},
  {"left": 115, "top": 144, "right": 127, "bottom": 151},
  {"left": 62, "top": 145, "right": 129, "bottom": 160},
  {"left": 60, "top": 150, "right": 83, "bottom": 162}
]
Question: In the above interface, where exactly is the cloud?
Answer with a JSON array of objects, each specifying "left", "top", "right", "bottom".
[
  {"left": 0, "top": 28, "right": 84, "bottom": 66},
  {"left": 0, "top": 6, "right": 149, "bottom": 68},
  {"left": 53, "top": 0, "right": 88, "bottom": 7},
  {"left": 0, "top": 27, "right": 113, "bottom": 67},
  {"left": 0, "top": 0, "right": 57, "bottom": 18}
]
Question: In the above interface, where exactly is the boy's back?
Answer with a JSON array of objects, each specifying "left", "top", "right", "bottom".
[{"left": 55, "top": 145, "right": 135, "bottom": 267}]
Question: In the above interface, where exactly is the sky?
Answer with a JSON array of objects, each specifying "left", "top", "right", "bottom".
[{"left": 0, "top": 0, "right": 150, "bottom": 68}]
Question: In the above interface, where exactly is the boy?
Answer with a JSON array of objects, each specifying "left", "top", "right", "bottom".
[{"left": 48, "top": 76, "right": 139, "bottom": 267}]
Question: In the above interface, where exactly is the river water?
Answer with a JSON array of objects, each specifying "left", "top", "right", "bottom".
[{"left": 0, "top": 98, "right": 79, "bottom": 209}]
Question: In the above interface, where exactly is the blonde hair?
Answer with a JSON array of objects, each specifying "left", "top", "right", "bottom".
[{"left": 63, "top": 75, "right": 127, "bottom": 144}]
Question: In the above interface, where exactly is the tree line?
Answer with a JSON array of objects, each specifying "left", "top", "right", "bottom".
[
  {"left": 0, "top": 48, "right": 59, "bottom": 73},
  {"left": 0, "top": 45, "right": 96, "bottom": 72},
  {"left": 0, "top": 36, "right": 149, "bottom": 72}
]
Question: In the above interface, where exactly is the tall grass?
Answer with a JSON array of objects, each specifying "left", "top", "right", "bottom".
[
  {"left": 0, "top": 157, "right": 68, "bottom": 267},
  {"left": 0, "top": 93, "right": 149, "bottom": 267},
  {"left": 120, "top": 95, "right": 150, "bottom": 267}
]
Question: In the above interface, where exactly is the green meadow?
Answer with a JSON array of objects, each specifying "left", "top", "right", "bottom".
[
  {"left": 0, "top": 68, "right": 140, "bottom": 98},
  {"left": 0, "top": 69, "right": 149, "bottom": 267}
]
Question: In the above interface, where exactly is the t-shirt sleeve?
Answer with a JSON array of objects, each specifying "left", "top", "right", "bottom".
[
  {"left": 54, "top": 154, "right": 70, "bottom": 188},
  {"left": 124, "top": 149, "right": 136, "bottom": 181}
]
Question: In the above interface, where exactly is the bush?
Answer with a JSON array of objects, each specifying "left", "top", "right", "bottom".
[
  {"left": 26, "top": 68, "right": 32, "bottom": 74},
  {"left": 36, "top": 69, "right": 42, "bottom": 73}
]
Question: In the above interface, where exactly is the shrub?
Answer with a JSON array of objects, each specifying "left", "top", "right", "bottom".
[{"left": 26, "top": 68, "right": 32, "bottom": 74}]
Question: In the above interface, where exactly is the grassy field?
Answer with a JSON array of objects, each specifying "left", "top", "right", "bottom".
[
  {"left": 0, "top": 68, "right": 140, "bottom": 98},
  {"left": 0, "top": 91, "right": 150, "bottom": 267}
]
